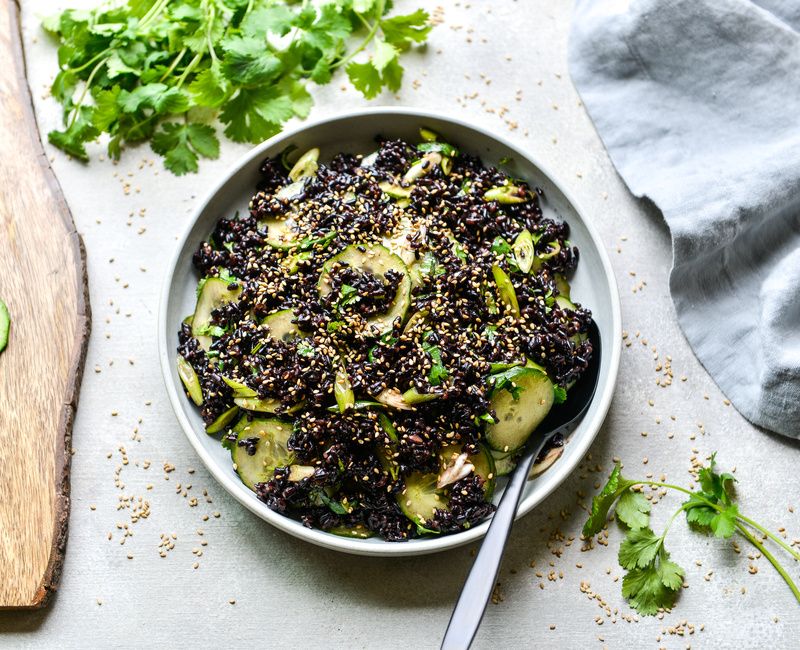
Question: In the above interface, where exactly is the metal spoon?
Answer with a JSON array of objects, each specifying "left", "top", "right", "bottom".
[{"left": 441, "top": 319, "right": 602, "bottom": 650}]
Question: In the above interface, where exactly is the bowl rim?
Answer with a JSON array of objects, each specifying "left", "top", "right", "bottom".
[{"left": 158, "top": 106, "right": 622, "bottom": 556}]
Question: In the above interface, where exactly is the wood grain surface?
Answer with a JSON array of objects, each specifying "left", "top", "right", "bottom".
[{"left": 0, "top": 0, "right": 90, "bottom": 609}]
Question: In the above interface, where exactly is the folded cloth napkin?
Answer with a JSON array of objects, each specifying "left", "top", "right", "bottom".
[{"left": 568, "top": 0, "right": 800, "bottom": 437}]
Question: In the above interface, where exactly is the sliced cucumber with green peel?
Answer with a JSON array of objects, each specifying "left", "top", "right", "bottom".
[
  {"left": 206, "top": 405, "right": 239, "bottom": 434},
  {"left": 262, "top": 309, "right": 306, "bottom": 341},
  {"left": 328, "top": 524, "right": 375, "bottom": 539},
  {"left": 438, "top": 444, "right": 496, "bottom": 500},
  {"left": 398, "top": 472, "right": 448, "bottom": 528},
  {"left": 288, "top": 148, "right": 319, "bottom": 182},
  {"left": 177, "top": 356, "right": 203, "bottom": 405},
  {"left": 260, "top": 213, "right": 302, "bottom": 250},
  {"left": 381, "top": 215, "right": 425, "bottom": 268},
  {"left": 318, "top": 243, "right": 411, "bottom": 334},
  {"left": 485, "top": 369, "right": 554, "bottom": 453},
  {"left": 288, "top": 464, "right": 315, "bottom": 481},
  {"left": 192, "top": 277, "right": 242, "bottom": 349},
  {"left": 490, "top": 449, "right": 517, "bottom": 477},
  {"left": 398, "top": 445, "right": 495, "bottom": 529},
  {"left": 230, "top": 417, "right": 294, "bottom": 490}
]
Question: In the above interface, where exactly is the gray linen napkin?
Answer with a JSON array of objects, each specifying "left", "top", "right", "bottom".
[{"left": 568, "top": 0, "right": 800, "bottom": 437}]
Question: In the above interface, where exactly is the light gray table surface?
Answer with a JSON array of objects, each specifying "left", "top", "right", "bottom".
[{"left": 3, "top": 1, "right": 799, "bottom": 648}]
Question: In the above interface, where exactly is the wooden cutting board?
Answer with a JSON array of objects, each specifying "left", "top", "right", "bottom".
[{"left": 0, "top": 0, "right": 90, "bottom": 608}]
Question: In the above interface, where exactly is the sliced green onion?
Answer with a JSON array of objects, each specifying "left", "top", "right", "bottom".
[
  {"left": 402, "top": 386, "right": 440, "bottom": 404},
  {"left": 538, "top": 240, "right": 561, "bottom": 260},
  {"left": 222, "top": 376, "right": 257, "bottom": 397},
  {"left": 206, "top": 406, "right": 239, "bottom": 434},
  {"left": 513, "top": 229, "right": 535, "bottom": 273},
  {"left": 419, "top": 127, "right": 439, "bottom": 142},
  {"left": 417, "top": 141, "right": 459, "bottom": 157},
  {"left": 483, "top": 184, "right": 528, "bottom": 204},
  {"left": 177, "top": 356, "right": 203, "bottom": 405},
  {"left": 491, "top": 264, "right": 520, "bottom": 317},
  {"left": 378, "top": 412, "right": 399, "bottom": 443},
  {"left": 440, "top": 156, "right": 453, "bottom": 175},
  {"left": 335, "top": 366, "right": 355, "bottom": 413}
]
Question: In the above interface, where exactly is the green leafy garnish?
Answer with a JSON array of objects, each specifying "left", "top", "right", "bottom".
[
  {"left": 43, "top": 0, "right": 431, "bottom": 174},
  {"left": 337, "top": 284, "right": 360, "bottom": 309},
  {"left": 419, "top": 252, "right": 445, "bottom": 278},
  {"left": 417, "top": 141, "right": 458, "bottom": 157},
  {"left": 584, "top": 455, "right": 800, "bottom": 615},
  {"left": 491, "top": 236, "right": 512, "bottom": 256},
  {"left": 422, "top": 330, "right": 448, "bottom": 386},
  {"left": 552, "top": 384, "right": 567, "bottom": 404},
  {"left": 296, "top": 340, "right": 315, "bottom": 357}
]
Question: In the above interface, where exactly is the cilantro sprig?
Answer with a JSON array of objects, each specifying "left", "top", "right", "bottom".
[
  {"left": 584, "top": 455, "right": 800, "bottom": 615},
  {"left": 43, "top": 0, "right": 431, "bottom": 174}
]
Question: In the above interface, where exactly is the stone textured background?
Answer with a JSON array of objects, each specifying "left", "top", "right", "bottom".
[{"left": 2, "top": 1, "right": 798, "bottom": 647}]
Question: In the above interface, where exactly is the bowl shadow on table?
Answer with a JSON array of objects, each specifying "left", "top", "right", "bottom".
[{"left": 234, "top": 413, "right": 617, "bottom": 612}]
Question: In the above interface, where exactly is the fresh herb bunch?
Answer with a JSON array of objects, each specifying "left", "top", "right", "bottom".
[
  {"left": 42, "top": 0, "right": 431, "bottom": 174},
  {"left": 583, "top": 454, "right": 800, "bottom": 614}
]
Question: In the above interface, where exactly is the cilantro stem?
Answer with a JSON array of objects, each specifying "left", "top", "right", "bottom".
[
  {"left": 139, "top": 0, "right": 169, "bottom": 28},
  {"left": 330, "top": 0, "right": 385, "bottom": 70},
  {"left": 176, "top": 53, "right": 203, "bottom": 87},
  {"left": 737, "top": 514, "right": 800, "bottom": 563},
  {"left": 67, "top": 57, "right": 106, "bottom": 128},
  {"left": 637, "top": 481, "right": 800, "bottom": 562},
  {"left": 735, "top": 522, "right": 800, "bottom": 604},
  {"left": 67, "top": 47, "right": 112, "bottom": 73},
  {"left": 205, "top": 3, "right": 218, "bottom": 63},
  {"left": 160, "top": 47, "right": 188, "bottom": 82}
]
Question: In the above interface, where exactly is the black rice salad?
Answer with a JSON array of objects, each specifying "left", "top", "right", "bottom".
[{"left": 176, "top": 128, "right": 593, "bottom": 541}]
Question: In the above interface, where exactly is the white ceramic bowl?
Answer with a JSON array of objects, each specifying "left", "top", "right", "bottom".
[{"left": 159, "top": 107, "right": 621, "bottom": 556}]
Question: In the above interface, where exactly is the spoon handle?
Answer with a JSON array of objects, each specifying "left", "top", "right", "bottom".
[{"left": 440, "top": 441, "right": 545, "bottom": 650}]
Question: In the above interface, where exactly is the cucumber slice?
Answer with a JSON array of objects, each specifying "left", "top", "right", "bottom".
[
  {"left": 288, "top": 148, "right": 319, "bottom": 182},
  {"left": 206, "top": 405, "right": 239, "bottom": 434},
  {"left": 490, "top": 449, "right": 517, "bottom": 477},
  {"left": 398, "top": 445, "right": 495, "bottom": 529},
  {"left": 381, "top": 215, "right": 424, "bottom": 268},
  {"left": 261, "top": 213, "right": 302, "bottom": 250},
  {"left": 275, "top": 180, "right": 306, "bottom": 201},
  {"left": 485, "top": 369, "right": 555, "bottom": 453},
  {"left": 288, "top": 465, "right": 315, "bottom": 481},
  {"left": 192, "top": 278, "right": 242, "bottom": 349},
  {"left": 318, "top": 243, "right": 412, "bottom": 334},
  {"left": 231, "top": 417, "right": 294, "bottom": 490},
  {"left": 379, "top": 182, "right": 412, "bottom": 200},
  {"left": 398, "top": 472, "right": 447, "bottom": 528},
  {"left": 262, "top": 309, "right": 306, "bottom": 341},
  {"left": 177, "top": 356, "right": 203, "bottom": 405},
  {"left": 554, "top": 273, "right": 571, "bottom": 299},
  {"left": 328, "top": 524, "right": 375, "bottom": 539},
  {"left": 439, "top": 444, "right": 496, "bottom": 500}
]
